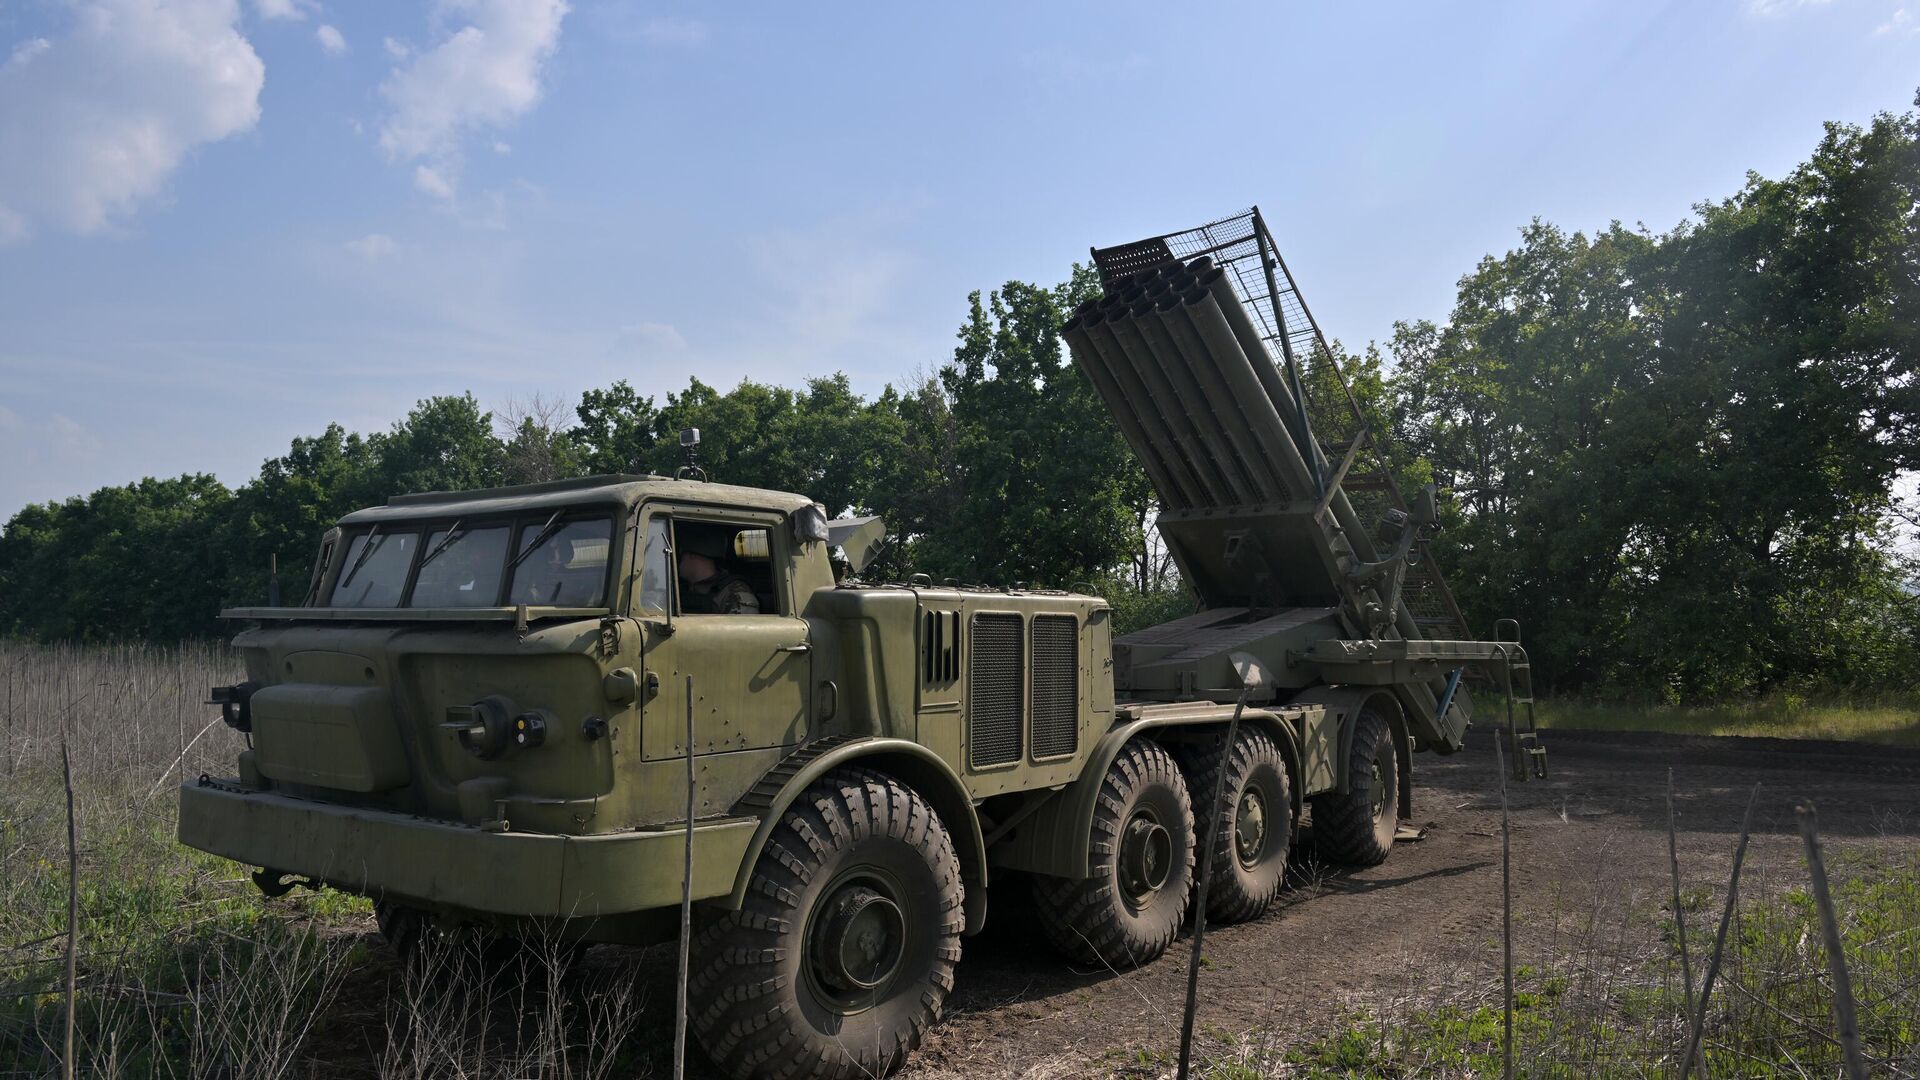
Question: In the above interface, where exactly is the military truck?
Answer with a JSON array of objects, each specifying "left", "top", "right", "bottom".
[{"left": 179, "top": 208, "right": 1541, "bottom": 1080}]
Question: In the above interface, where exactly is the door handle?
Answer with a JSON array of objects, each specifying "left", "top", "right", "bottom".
[{"left": 777, "top": 643, "right": 810, "bottom": 653}]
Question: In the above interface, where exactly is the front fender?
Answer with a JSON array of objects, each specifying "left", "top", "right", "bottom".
[{"left": 720, "top": 737, "right": 989, "bottom": 934}]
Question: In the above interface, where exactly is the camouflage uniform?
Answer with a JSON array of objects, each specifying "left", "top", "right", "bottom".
[{"left": 684, "top": 571, "right": 761, "bottom": 614}]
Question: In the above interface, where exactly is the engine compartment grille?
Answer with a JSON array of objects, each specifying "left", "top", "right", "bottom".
[
  {"left": 968, "top": 613, "right": 1023, "bottom": 767},
  {"left": 1029, "top": 615, "right": 1078, "bottom": 758}
]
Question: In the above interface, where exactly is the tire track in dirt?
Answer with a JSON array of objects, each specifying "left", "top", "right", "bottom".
[{"left": 901, "top": 729, "right": 1920, "bottom": 1078}]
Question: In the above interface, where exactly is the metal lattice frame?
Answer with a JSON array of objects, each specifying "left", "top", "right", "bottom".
[{"left": 1092, "top": 208, "right": 1472, "bottom": 642}]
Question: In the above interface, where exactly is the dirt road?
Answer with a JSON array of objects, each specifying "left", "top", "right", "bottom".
[
  {"left": 896, "top": 728, "right": 1920, "bottom": 1078},
  {"left": 318, "top": 729, "right": 1920, "bottom": 1077}
]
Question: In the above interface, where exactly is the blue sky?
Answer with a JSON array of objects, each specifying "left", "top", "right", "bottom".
[{"left": 1, "top": 0, "right": 1916, "bottom": 520}]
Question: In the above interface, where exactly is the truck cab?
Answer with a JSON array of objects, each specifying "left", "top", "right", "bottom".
[{"left": 180, "top": 471, "right": 1119, "bottom": 929}]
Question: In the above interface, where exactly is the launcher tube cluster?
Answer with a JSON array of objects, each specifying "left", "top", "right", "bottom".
[{"left": 1061, "top": 257, "right": 1424, "bottom": 644}]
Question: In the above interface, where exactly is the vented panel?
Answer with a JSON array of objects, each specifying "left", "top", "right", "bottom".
[
  {"left": 968, "top": 613, "right": 1023, "bottom": 768},
  {"left": 922, "top": 609, "right": 961, "bottom": 685},
  {"left": 1030, "top": 615, "right": 1079, "bottom": 758}
]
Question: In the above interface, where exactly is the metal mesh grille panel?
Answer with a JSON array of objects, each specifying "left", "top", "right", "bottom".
[
  {"left": 1029, "top": 615, "right": 1078, "bottom": 758},
  {"left": 968, "top": 613, "right": 1023, "bottom": 768}
]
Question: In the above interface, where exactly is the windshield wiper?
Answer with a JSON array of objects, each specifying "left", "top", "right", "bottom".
[
  {"left": 508, "top": 510, "right": 566, "bottom": 571},
  {"left": 337, "top": 525, "right": 384, "bottom": 591},
  {"left": 416, "top": 519, "right": 465, "bottom": 570}
]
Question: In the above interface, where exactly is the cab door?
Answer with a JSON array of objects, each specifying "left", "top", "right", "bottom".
[{"left": 633, "top": 505, "right": 811, "bottom": 760}]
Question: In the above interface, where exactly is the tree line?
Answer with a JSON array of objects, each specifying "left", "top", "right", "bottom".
[{"left": 3, "top": 100, "right": 1915, "bottom": 702}]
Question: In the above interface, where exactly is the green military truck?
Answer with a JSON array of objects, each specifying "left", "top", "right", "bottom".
[{"left": 179, "top": 209, "right": 1541, "bottom": 1080}]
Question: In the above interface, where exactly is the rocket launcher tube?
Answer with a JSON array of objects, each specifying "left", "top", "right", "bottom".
[
  {"left": 1063, "top": 315, "right": 1196, "bottom": 511},
  {"left": 1107, "top": 311, "right": 1234, "bottom": 507},
  {"left": 1174, "top": 288, "right": 1321, "bottom": 505},
  {"left": 1198, "top": 268, "right": 1325, "bottom": 474},
  {"left": 1084, "top": 314, "right": 1212, "bottom": 507},
  {"left": 1129, "top": 301, "right": 1269, "bottom": 504},
  {"left": 1078, "top": 313, "right": 1208, "bottom": 509},
  {"left": 1147, "top": 295, "right": 1293, "bottom": 504},
  {"left": 1180, "top": 285, "right": 1433, "bottom": 647}
]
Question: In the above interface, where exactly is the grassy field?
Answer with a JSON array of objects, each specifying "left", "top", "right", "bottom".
[
  {"left": 4, "top": 640, "right": 1917, "bottom": 1077},
  {"left": 1535, "top": 695, "right": 1920, "bottom": 747},
  {"left": 1196, "top": 847, "right": 1920, "bottom": 1078},
  {"left": 0, "top": 641, "right": 646, "bottom": 1078}
]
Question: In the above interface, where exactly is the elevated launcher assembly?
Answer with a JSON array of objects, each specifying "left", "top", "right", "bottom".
[{"left": 1063, "top": 208, "right": 1544, "bottom": 779}]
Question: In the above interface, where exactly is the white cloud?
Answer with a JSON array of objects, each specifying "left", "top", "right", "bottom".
[
  {"left": 1746, "top": 0, "right": 1832, "bottom": 13},
  {"left": 412, "top": 164, "right": 455, "bottom": 199},
  {"left": 11, "top": 37, "right": 52, "bottom": 64},
  {"left": 748, "top": 214, "right": 915, "bottom": 362},
  {"left": 383, "top": 35, "right": 410, "bottom": 59},
  {"left": 345, "top": 232, "right": 398, "bottom": 260},
  {"left": 0, "top": 205, "right": 27, "bottom": 246},
  {"left": 492, "top": 140, "right": 511, "bottom": 154},
  {"left": 252, "top": 0, "right": 304, "bottom": 19},
  {"left": 0, "top": 0, "right": 264, "bottom": 243},
  {"left": 1875, "top": 6, "right": 1917, "bottom": 33},
  {"left": 377, "top": 0, "right": 568, "bottom": 200},
  {"left": 617, "top": 322, "right": 687, "bottom": 353},
  {"left": 639, "top": 16, "right": 708, "bottom": 46},
  {"left": 316, "top": 24, "right": 347, "bottom": 54},
  {"left": 46, "top": 413, "right": 105, "bottom": 458}
]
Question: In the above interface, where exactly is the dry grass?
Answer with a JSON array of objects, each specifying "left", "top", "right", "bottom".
[
  {"left": 6, "top": 641, "right": 1919, "bottom": 1078},
  {"left": 0, "top": 642, "right": 648, "bottom": 1078},
  {"left": 1190, "top": 841, "right": 1920, "bottom": 1079},
  {"left": 1536, "top": 695, "right": 1920, "bottom": 747}
]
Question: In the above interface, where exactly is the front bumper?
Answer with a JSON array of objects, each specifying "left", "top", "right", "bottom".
[{"left": 178, "top": 779, "right": 754, "bottom": 917}]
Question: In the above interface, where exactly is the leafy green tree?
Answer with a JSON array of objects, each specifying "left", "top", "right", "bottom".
[
  {"left": 496, "top": 395, "right": 582, "bottom": 486},
  {"left": 922, "top": 267, "right": 1146, "bottom": 587},
  {"left": 224, "top": 424, "right": 384, "bottom": 607},
  {"left": 372, "top": 393, "right": 505, "bottom": 496},
  {"left": 0, "top": 476, "right": 235, "bottom": 640},
  {"left": 570, "top": 380, "right": 662, "bottom": 475},
  {"left": 1391, "top": 101, "right": 1920, "bottom": 698}
]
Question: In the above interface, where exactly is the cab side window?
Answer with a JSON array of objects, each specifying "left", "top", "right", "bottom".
[
  {"left": 637, "top": 517, "right": 673, "bottom": 613},
  {"left": 641, "top": 513, "right": 781, "bottom": 616}
]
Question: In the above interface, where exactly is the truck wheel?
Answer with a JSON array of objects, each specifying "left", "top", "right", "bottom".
[
  {"left": 1032, "top": 740, "right": 1194, "bottom": 968},
  {"left": 375, "top": 901, "right": 584, "bottom": 979},
  {"left": 1180, "top": 727, "right": 1293, "bottom": 923},
  {"left": 374, "top": 899, "right": 432, "bottom": 961},
  {"left": 689, "top": 768, "right": 963, "bottom": 1080},
  {"left": 1311, "top": 710, "right": 1399, "bottom": 866}
]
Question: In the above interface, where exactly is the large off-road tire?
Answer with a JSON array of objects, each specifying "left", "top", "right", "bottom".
[
  {"left": 1178, "top": 727, "right": 1293, "bottom": 924},
  {"left": 1032, "top": 739, "right": 1194, "bottom": 969},
  {"left": 374, "top": 899, "right": 433, "bottom": 960},
  {"left": 688, "top": 768, "right": 964, "bottom": 1080},
  {"left": 374, "top": 900, "right": 585, "bottom": 981},
  {"left": 1311, "top": 709, "right": 1400, "bottom": 866}
]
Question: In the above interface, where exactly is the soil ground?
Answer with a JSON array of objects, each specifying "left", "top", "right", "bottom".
[{"left": 320, "top": 728, "right": 1920, "bottom": 1078}]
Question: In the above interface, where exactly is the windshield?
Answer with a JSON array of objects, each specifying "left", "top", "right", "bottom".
[
  {"left": 330, "top": 530, "right": 419, "bottom": 607},
  {"left": 408, "top": 524, "right": 510, "bottom": 607},
  {"left": 509, "top": 517, "right": 612, "bottom": 607}
]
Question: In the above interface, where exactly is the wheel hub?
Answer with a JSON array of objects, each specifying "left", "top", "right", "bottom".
[
  {"left": 1234, "top": 788, "right": 1268, "bottom": 869},
  {"left": 809, "top": 884, "right": 905, "bottom": 994},
  {"left": 1371, "top": 760, "right": 1388, "bottom": 821},
  {"left": 1119, "top": 810, "right": 1172, "bottom": 901}
]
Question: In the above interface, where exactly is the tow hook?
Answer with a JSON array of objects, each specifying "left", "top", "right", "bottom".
[{"left": 251, "top": 867, "right": 319, "bottom": 899}]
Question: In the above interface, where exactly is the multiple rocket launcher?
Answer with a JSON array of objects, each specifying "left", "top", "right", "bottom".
[
  {"left": 1061, "top": 252, "right": 1478, "bottom": 751},
  {"left": 1062, "top": 255, "right": 1427, "bottom": 643}
]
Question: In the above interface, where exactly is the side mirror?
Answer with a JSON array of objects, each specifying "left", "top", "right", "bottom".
[{"left": 792, "top": 503, "right": 831, "bottom": 545}]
